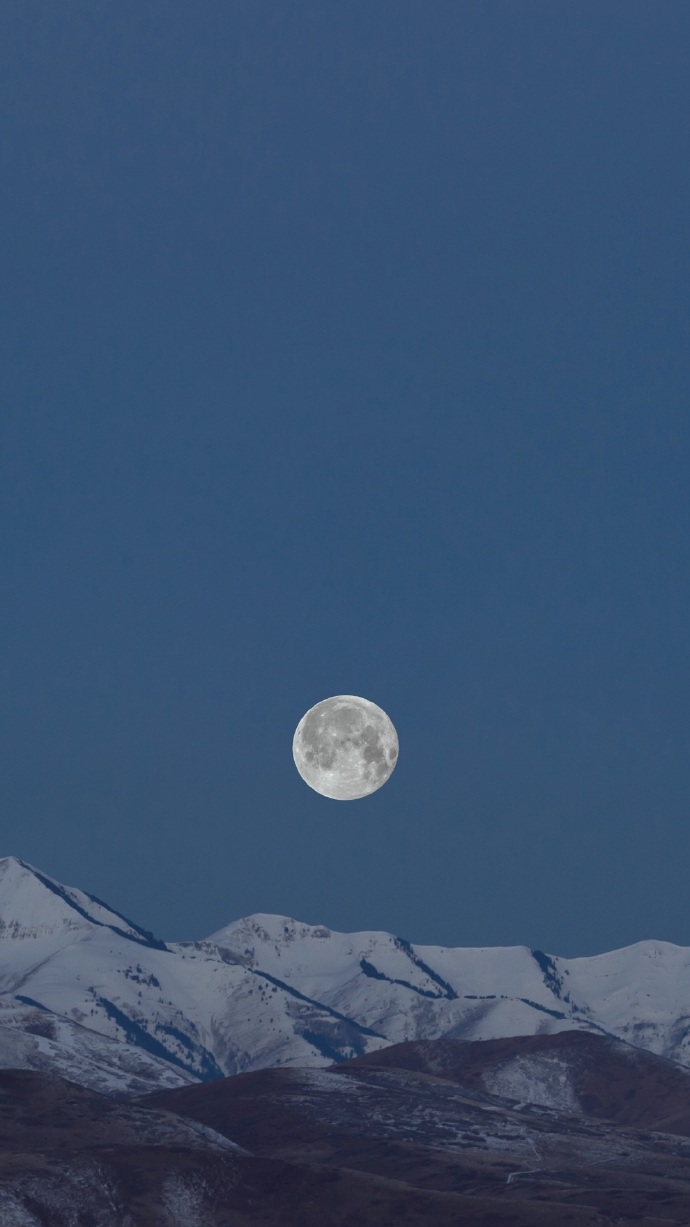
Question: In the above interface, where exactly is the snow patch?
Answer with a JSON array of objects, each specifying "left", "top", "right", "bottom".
[
  {"left": 161, "top": 1176, "right": 206, "bottom": 1227},
  {"left": 484, "top": 1054, "right": 580, "bottom": 1113},
  {"left": 0, "top": 1190, "right": 41, "bottom": 1226},
  {"left": 298, "top": 1067, "right": 366, "bottom": 1093}
]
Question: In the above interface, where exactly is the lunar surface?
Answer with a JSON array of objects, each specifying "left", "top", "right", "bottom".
[{"left": 292, "top": 695, "right": 398, "bottom": 800}]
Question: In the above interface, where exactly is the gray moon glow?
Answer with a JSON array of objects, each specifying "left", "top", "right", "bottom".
[{"left": 292, "top": 695, "right": 399, "bottom": 800}]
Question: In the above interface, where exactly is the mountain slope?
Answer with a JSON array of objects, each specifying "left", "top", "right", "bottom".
[
  {"left": 203, "top": 911, "right": 690, "bottom": 1066},
  {"left": 339, "top": 1030, "right": 690, "bottom": 1134},
  {"left": 4, "top": 1046, "right": 690, "bottom": 1227},
  {"left": 142, "top": 1035, "right": 690, "bottom": 1225},
  {"left": 0, "top": 1064, "right": 630, "bottom": 1227},
  {"left": 0, "top": 859, "right": 387, "bottom": 1089},
  {"left": 2, "top": 856, "right": 690, "bottom": 1094}
]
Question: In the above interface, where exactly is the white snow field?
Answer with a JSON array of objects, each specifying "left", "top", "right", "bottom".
[{"left": 1, "top": 856, "right": 690, "bottom": 1092}]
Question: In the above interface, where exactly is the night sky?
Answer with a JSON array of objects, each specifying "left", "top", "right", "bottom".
[{"left": 2, "top": 2, "right": 689, "bottom": 956}]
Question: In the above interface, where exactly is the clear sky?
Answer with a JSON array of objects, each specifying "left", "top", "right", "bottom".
[{"left": 1, "top": 2, "right": 689, "bottom": 956}]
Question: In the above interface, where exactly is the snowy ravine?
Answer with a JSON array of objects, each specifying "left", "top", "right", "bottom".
[{"left": 1, "top": 855, "right": 689, "bottom": 1094}]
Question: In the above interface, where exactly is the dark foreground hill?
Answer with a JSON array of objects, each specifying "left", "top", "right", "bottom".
[
  {"left": 3, "top": 1032, "right": 690, "bottom": 1224},
  {"left": 141, "top": 1032, "right": 690, "bottom": 1225},
  {"left": 339, "top": 1030, "right": 690, "bottom": 1135}
]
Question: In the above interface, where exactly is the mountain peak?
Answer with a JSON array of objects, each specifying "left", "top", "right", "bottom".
[
  {"left": 206, "top": 912, "right": 334, "bottom": 949},
  {"left": 0, "top": 856, "right": 166, "bottom": 951}
]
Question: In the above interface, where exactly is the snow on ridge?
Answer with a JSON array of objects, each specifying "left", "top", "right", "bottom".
[
  {"left": 0, "top": 856, "right": 166, "bottom": 951},
  {"left": 3, "top": 858, "right": 690, "bottom": 1094}
]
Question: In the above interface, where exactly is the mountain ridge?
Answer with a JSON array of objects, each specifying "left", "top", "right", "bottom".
[{"left": 2, "top": 855, "right": 690, "bottom": 1096}]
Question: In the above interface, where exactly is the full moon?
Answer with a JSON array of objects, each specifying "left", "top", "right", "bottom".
[{"left": 292, "top": 695, "right": 399, "bottom": 800}]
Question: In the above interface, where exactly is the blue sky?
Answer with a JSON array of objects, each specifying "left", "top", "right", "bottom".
[{"left": 1, "top": 2, "right": 689, "bottom": 955}]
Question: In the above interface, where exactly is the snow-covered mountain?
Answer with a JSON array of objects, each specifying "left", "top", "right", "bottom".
[{"left": 1, "top": 855, "right": 690, "bottom": 1094}]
